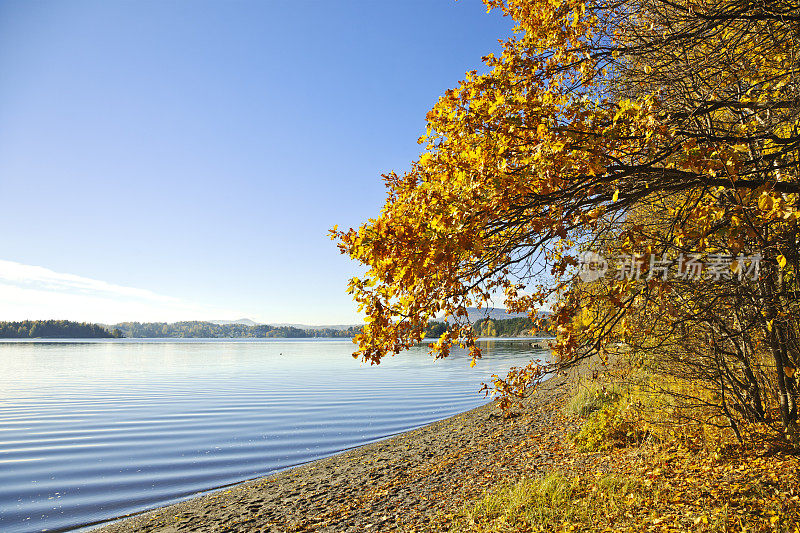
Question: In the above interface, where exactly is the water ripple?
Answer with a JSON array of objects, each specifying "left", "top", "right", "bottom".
[{"left": 0, "top": 338, "right": 546, "bottom": 532}]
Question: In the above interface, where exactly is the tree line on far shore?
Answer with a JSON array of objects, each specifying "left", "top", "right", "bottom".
[
  {"left": 112, "top": 321, "right": 359, "bottom": 339},
  {"left": 0, "top": 320, "right": 122, "bottom": 339},
  {"left": 0, "top": 317, "right": 548, "bottom": 339}
]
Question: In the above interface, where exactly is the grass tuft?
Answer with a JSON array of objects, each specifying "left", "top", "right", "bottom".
[
  {"left": 453, "top": 471, "right": 643, "bottom": 532},
  {"left": 563, "top": 382, "right": 622, "bottom": 417}
]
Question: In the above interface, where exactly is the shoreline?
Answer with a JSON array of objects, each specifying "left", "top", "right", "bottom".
[{"left": 93, "top": 372, "right": 573, "bottom": 532}]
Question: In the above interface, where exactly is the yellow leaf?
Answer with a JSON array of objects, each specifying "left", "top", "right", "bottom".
[
  {"left": 778, "top": 255, "right": 787, "bottom": 269},
  {"left": 612, "top": 190, "right": 620, "bottom": 202},
  {"left": 470, "top": 358, "right": 477, "bottom": 368},
  {"left": 537, "top": 123, "right": 547, "bottom": 137}
]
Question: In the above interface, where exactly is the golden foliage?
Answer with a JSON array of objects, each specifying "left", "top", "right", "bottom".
[{"left": 333, "top": 0, "right": 799, "bottom": 430}]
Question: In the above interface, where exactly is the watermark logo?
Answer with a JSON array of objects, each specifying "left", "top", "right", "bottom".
[
  {"left": 578, "top": 253, "right": 761, "bottom": 282},
  {"left": 578, "top": 251, "right": 609, "bottom": 282}
]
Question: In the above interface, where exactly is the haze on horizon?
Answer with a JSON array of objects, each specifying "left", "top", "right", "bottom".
[{"left": 0, "top": 1, "right": 514, "bottom": 325}]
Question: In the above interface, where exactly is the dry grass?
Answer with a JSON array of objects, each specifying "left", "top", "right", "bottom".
[{"left": 446, "top": 368, "right": 800, "bottom": 533}]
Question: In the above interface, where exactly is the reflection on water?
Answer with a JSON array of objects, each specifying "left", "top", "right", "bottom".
[{"left": 0, "top": 338, "right": 548, "bottom": 533}]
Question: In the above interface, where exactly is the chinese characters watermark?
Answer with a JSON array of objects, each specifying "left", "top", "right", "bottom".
[{"left": 578, "top": 252, "right": 761, "bottom": 282}]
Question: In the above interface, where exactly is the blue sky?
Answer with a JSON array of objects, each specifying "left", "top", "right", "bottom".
[{"left": 0, "top": 0, "right": 513, "bottom": 325}]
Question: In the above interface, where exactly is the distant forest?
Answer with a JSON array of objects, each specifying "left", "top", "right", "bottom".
[
  {"left": 113, "top": 321, "right": 359, "bottom": 338},
  {"left": 0, "top": 317, "right": 550, "bottom": 339},
  {"left": 0, "top": 320, "right": 121, "bottom": 339}
]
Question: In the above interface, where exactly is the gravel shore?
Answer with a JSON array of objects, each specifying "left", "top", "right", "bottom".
[{"left": 94, "top": 372, "right": 576, "bottom": 533}]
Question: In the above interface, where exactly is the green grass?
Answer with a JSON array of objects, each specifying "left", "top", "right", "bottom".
[
  {"left": 451, "top": 472, "right": 643, "bottom": 532},
  {"left": 563, "top": 382, "right": 622, "bottom": 417},
  {"left": 562, "top": 382, "right": 632, "bottom": 452}
]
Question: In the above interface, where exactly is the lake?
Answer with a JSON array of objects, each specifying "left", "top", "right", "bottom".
[{"left": 0, "top": 338, "right": 547, "bottom": 532}]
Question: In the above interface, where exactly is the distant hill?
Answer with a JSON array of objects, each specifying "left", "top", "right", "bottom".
[
  {"left": 266, "top": 323, "right": 359, "bottom": 331},
  {"left": 112, "top": 321, "right": 359, "bottom": 339},
  {"left": 204, "top": 310, "right": 546, "bottom": 329},
  {"left": 210, "top": 318, "right": 259, "bottom": 326},
  {"left": 465, "top": 307, "right": 531, "bottom": 323},
  {"left": 439, "top": 307, "right": 546, "bottom": 324},
  {"left": 210, "top": 319, "right": 359, "bottom": 331}
]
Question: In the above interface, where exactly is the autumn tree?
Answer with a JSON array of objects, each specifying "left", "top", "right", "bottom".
[{"left": 333, "top": 0, "right": 799, "bottom": 438}]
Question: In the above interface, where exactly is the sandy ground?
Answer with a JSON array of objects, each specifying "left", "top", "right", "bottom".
[{"left": 94, "top": 373, "right": 577, "bottom": 533}]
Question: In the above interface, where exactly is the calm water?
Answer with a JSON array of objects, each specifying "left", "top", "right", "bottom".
[{"left": 0, "top": 338, "right": 546, "bottom": 532}]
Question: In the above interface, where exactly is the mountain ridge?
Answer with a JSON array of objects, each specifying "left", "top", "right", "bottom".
[{"left": 208, "top": 307, "right": 546, "bottom": 330}]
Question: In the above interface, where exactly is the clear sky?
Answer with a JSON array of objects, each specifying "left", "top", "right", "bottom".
[{"left": 0, "top": 0, "right": 513, "bottom": 325}]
